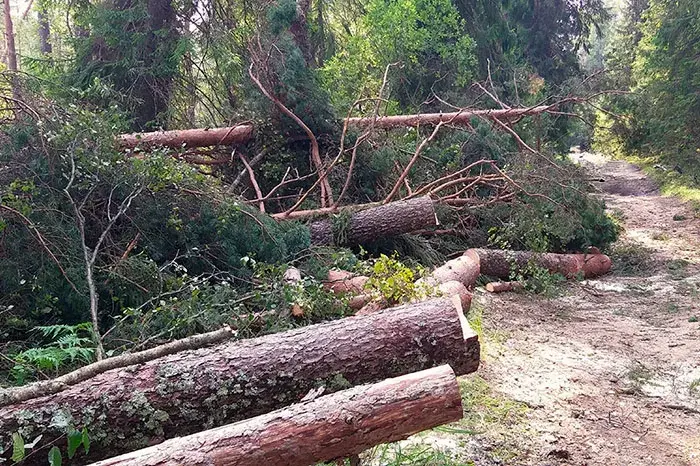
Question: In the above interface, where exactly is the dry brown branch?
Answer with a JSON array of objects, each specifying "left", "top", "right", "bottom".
[
  {"left": 384, "top": 121, "right": 446, "bottom": 203},
  {"left": 240, "top": 152, "right": 265, "bottom": 212},
  {"left": 333, "top": 62, "right": 398, "bottom": 207},
  {"left": 248, "top": 63, "right": 333, "bottom": 207},
  {"left": 0, "top": 204, "right": 80, "bottom": 293}
]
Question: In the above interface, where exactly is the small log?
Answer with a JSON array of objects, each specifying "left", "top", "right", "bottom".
[
  {"left": 348, "top": 293, "right": 373, "bottom": 310},
  {"left": 0, "top": 299, "right": 478, "bottom": 464},
  {"left": 438, "top": 280, "right": 472, "bottom": 310},
  {"left": 309, "top": 196, "right": 437, "bottom": 246},
  {"left": 471, "top": 248, "right": 612, "bottom": 279},
  {"left": 88, "top": 365, "right": 463, "bottom": 466},
  {"left": 323, "top": 269, "right": 369, "bottom": 294},
  {"left": 283, "top": 266, "right": 302, "bottom": 283},
  {"left": 485, "top": 281, "right": 524, "bottom": 293},
  {"left": 118, "top": 125, "right": 254, "bottom": 149}
]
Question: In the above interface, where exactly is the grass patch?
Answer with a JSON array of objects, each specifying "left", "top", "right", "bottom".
[
  {"left": 356, "top": 443, "right": 472, "bottom": 466},
  {"left": 460, "top": 376, "right": 529, "bottom": 429},
  {"left": 667, "top": 259, "right": 690, "bottom": 280},
  {"left": 458, "top": 375, "right": 530, "bottom": 463},
  {"left": 621, "top": 361, "right": 658, "bottom": 394},
  {"left": 676, "top": 280, "right": 699, "bottom": 298},
  {"left": 690, "top": 378, "right": 700, "bottom": 397},
  {"left": 621, "top": 154, "right": 700, "bottom": 204},
  {"left": 467, "top": 301, "right": 509, "bottom": 358},
  {"left": 609, "top": 241, "right": 656, "bottom": 276}
]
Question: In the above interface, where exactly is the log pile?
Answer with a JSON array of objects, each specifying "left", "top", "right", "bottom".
[
  {"left": 88, "top": 365, "right": 463, "bottom": 466},
  {"left": 324, "top": 247, "right": 612, "bottom": 311},
  {"left": 0, "top": 299, "right": 479, "bottom": 464},
  {"left": 0, "top": 239, "right": 611, "bottom": 464}
]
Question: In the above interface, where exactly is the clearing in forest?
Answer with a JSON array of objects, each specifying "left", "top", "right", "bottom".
[{"left": 378, "top": 154, "right": 700, "bottom": 466}]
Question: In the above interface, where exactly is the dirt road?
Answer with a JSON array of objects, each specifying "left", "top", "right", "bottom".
[{"left": 468, "top": 155, "right": 700, "bottom": 465}]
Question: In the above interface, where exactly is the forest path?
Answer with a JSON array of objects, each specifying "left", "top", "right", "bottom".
[{"left": 462, "top": 154, "right": 700, "bottom": 465}]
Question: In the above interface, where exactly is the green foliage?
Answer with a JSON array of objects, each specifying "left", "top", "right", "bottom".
[
  {"left": 596, "top": 0, "right": 700, "bottom": 185},
  {"left": 48, "top": 447, "right": 62, "bottom": 466},
  {"left": 478, "top": 157, "right": 619, "bottom": 253},
  {"left": 68, "top": 0, "right": 183, "bottom": 129},
  {"left": 8, "top": 428, "right": 87, "bottom": 465},
  {"left": 330, "top": 210, "right": 352, "bottom": 246},
  {"left": 321, "top": 0, "right": 476, "bottom": 111},
  {"left": 510, "top": 260, "right": 566, "bottom": 297},
  {"left": 363, "top": 253, "right": 433, "bottom": 305},
  {"left": 11, "top": 433, "right": 24, "bottom": 463},
  {"left": 11, "top": 324, "right": 95, "bottom": 385}
]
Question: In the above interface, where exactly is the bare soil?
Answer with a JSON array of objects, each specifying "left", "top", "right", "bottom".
[{"left": 471, "top": 154, "right": 700, "bottom": 465}]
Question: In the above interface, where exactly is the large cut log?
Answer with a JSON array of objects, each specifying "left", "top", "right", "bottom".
[
  {"left": 118, "top": 124, "right": 254, "bottom": 149},
  {"left": 471, "top": 248, "right": 612, "bottom": 279},
  {"left": 89, "top": 365, "right": 463, "bottom": 466},
  {"left": 309, "top": 196, "right": 437, "bottom": 245},
  {"left": 346, "top": 106, "right": 554, "bottom": 129},
  {"left": 0, "top": 299, "right": 478, "bottom": 465}
]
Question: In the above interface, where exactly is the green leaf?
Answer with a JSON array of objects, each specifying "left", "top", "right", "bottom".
[
  {"left": 67, "top": 430, "right": 82, "bottom": 458},
  {"left": 11, "top": 432, "right": 24, "bottom": 463},
  {"left": 48, "top": 446, "right": 62, "bottom": 466},
  {"left": 82, "top": 427, "right": 90, "bottom": 454}
]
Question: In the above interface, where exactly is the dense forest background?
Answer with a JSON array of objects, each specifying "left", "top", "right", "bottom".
[{"left": 0, "top": 0, "right": 697, "bottom": 458}]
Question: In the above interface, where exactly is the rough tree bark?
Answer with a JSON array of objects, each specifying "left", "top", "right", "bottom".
[
  {"left": 3, "top": 0, "right": 19, "bottom": 99},
  {"left": 118, "top": 124, "right": 254, "bottom": 149},
  {"left": 0, "top": 299, "right": 479, "bottom": 465},
  {"left": 88, "top": 365, "right": 463, "bottom": 466},
  {"left": 309, "top": 196, "right": 437, "bottom": 245},
  {"left": 471, "top": 248, "right": 612, "bottom": 279},
  {"left": 38, "top": 8, "right": 52, "bottom": 55}
]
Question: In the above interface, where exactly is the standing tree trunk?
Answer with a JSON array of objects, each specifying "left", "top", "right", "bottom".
[
  {"left": 3, "top": 0, "right": 18, "bottom": 98},
  {"left": 0, "top": 298, "right": 479, "bottom": 464},
  {"left": 38, "top": 8, "right": 52, "bottom": 54},
  {"left": 289, "top": 0, "right": 312, "bottom": 65},
  {"left": 88, "top": 366, "right": 464, "bottom": 466}
]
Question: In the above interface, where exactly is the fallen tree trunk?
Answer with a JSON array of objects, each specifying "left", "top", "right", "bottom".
[
  {"left": 118, "top": 125, "right": 254, "bottom": 149},
  {"left": 471, "top": 248, "right": 612, "bottom": 279},
  {"left": 0, "top": 299, "right": 478, "bottom": 465},
  {"left": 89, "top": 365, "right": 463, "bottom": 466},
  {"left": 309, "top": 196, "right": 437, "bottom": 245},
  {"left": 485, "top": 281, "right": 524, "bottom": 293},
  {"left": 346, "top": 106, "right": 554, "bottom": 129}
]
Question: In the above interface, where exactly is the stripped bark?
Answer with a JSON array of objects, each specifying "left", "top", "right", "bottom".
[
  {"left": 0, "top": 299, "right": 479, "bottom": 464},
  {"left": 346, "top": 106, "right": 554, "bottom": 129},
  {"left": 88, "top": 366, "right": 463, "bottom": 466},
  {"left": 309, "top": 196, "right": 437, "bottom": 245},
  {"left": 118, "top": 124, "right": 253, "bottom": 149}
]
